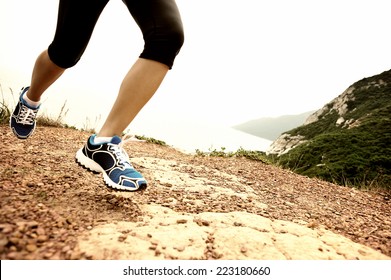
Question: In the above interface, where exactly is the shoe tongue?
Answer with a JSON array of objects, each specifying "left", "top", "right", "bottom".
[{"left": 110, "top": 136, "right": 122, "bottom": 145}]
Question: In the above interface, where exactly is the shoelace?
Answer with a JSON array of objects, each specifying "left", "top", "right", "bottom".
[
  {"left": 109, "top": 134, "right": 138, "bottom": 168},
  {"left": 17, "top": 104, "right": 38, "bottom": 125},
  {"left": 109, "top": 145, "right": 131, "bottom": 168}
]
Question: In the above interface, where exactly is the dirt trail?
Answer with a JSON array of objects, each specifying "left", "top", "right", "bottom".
[{"left": 0, "top": 125, "right": 390, "bottom": 260}]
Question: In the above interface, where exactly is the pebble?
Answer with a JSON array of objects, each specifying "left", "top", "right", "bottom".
[
  {"left": 0, "top": 238, "right": 8, "bottom": 247},
  {"left": 194, "top": 219, "right": 210, "bottom": 227},
  {"left": 44, "top": 252, "right": 54, "bottom": 259},
  {"left": 6, "top": 252, "right": 20, "bottom": 260},
  {"left": 8, "top": 237, "right": 19, "bottom": 246},
  {"left": 37, "top": 227, "right": 46, "bottom": 236},
  {"left": 26, "top": 244, "right": 37, "bottom": 252},
  {"left": 70, "top": 251, "right": 83, "bottom": 260},
  {"left": 27, "top": 182, "right": 36, "bottom": 188},
  {"left": 175, "top": 246, "right": 185, "bottom": 252},
  {"left": 62, "top": 246, "right": 71, "bottom": 253},
  {"left": 1, "top": 225, "right": 13, "bottom": 234},
  {"left": 37, "top": 235, "right": 49, "bottom": 242},
  {"left": 118, "top": 235, "right": 127, "bottom": 242}
]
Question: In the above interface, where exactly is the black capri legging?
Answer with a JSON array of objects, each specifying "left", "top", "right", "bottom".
[{"left": 48, "top": 0, "right": 184, "bottom": 69}]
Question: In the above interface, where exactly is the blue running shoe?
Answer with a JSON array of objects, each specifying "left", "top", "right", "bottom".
[
  {"left": 75, "top": 135, "right": 147, "bottom": 191},
  {"left": 10, "top": 87, "right": 40, "bottom": 139}
]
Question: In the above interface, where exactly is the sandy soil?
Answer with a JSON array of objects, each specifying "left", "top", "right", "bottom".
[{"left": 0, "top": 125, "right": 390, "bottom": 260}]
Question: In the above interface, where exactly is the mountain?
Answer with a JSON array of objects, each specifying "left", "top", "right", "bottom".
[
  {"left": 232, "top": 111, "right": 315, "bottom": 141},
  {"left": 267, "top": 69, "right": 391, "bottom": 189}
]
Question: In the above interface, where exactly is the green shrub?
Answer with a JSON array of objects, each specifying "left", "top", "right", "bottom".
[
  {"left": 196, "top": 147, "right": 271, "bottom": 164},
  {"left": 274, "top": 69, "right": 391, "bottom": 191}
]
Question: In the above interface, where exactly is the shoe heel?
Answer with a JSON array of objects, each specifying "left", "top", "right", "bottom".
[{"left": 75, "top": 148, "right": 102, "bottom": 173}]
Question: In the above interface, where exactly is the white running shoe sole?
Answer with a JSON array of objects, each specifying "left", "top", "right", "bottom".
[{"left": 75, "top": 148, "right": 146, "bottom": 191}]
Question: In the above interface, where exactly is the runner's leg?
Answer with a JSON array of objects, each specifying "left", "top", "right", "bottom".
[
  {"left": 28, "top": 0, "right": 109, "bottom": 102},
  {"left": 97, "top": 0, "right": 184, "bottom": 137}
]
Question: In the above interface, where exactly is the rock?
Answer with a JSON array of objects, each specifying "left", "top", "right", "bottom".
[
  {"left": 36, "top": 227, "right": 46, "bottom": 236},
  {"left": 62, "top": 246, "right": 71, "bottom": 253},
  {"left": 267, "top": 134, "right": 307, "bottom": 156},
  {"left": 0, "top": 224, "right": 13, "bottom": 234},
  {"left": 118, "top": 235, "right": 127, "bottom": 242},
  {"left": 6, "top": 252, "right": 21, "bottom": 260},
  {"left": 194, "top": 219, "right": 210, "bottom": 227},
  {"left": 26, "top": 244, "right": 37, "bottom": 252},
  {"left": 26, "top": 182, "right": 36, "bottom": 188},
  {"left": 37, "top": 235, "right": 49, "bottom": 242},
  {"left": 175, "top": 246, "right": 185, "bottom": 252}
]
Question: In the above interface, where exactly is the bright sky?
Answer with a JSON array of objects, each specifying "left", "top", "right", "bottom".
[{"left": 1, "top": 0, "right": 391, "bottom": 131}]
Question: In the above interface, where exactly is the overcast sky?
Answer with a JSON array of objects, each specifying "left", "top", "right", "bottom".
[{"left": 1, "top": 0, "right": 391, "bottom": 131}]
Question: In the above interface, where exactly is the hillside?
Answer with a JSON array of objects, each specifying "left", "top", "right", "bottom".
[
  {"left": 0, "top": 125, "right": 390, "bottom": 260},
  {"left": 268, "top": 69, "right": 391, "bottom": 189},
  {"left": 233, "top": 111, "right": 315, "bottom": 141}
]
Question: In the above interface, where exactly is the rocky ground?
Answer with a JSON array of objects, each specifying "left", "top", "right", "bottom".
[{"left": 0, "top": 125, "right": 390, "bottom": 260}]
